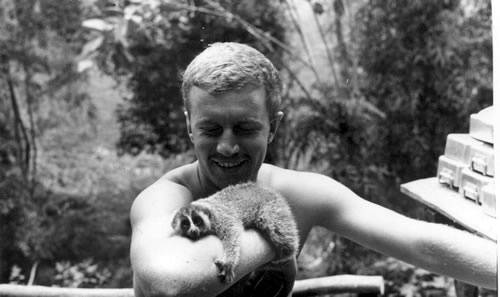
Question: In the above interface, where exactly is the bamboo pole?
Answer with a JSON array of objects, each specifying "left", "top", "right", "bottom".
[
  {"left": 293, "top": 275, "right": 385, "bottom": 296},
  {"left": 0, "top": 275, "right": 384, "bottom": 297},
  {"left": 0, "top": 286, "right": 134, "bottom": 297}
]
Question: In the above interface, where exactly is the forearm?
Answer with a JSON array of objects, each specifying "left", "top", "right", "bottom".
[
  {"left": 331, "top": 201, "right": 497, "bottom": 290},
  {"left": 414, "top": 222, "right": 497, "bottom": 289},
  {"left": 131, "top": 229, "right": 275, "bottom": 297}
]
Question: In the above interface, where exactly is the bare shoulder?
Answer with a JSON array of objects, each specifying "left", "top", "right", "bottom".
[
  {"left": 130, "top": 163, "right": 195, "bottom": 228},
  {"left": 163, "top": 162, "right": 197, "bottom": 186},
  {"left": 259, "top": 164, "right": 346, "bottom": 203},
  {"left": 258, "top": 164, "right": 351, "bottom": 235}
]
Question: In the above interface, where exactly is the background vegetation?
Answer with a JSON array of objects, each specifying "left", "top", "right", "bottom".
[{"left": 0, "top": 0, "right": 493, "bottom": 296}]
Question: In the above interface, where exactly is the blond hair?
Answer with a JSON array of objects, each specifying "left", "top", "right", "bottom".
[{"left": 182, "top": 42, "right": 282, "bottom": 117}]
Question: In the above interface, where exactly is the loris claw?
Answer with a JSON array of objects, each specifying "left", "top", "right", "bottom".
[{"left": 214, "top": 259, "right": 235, "bottom": 283}]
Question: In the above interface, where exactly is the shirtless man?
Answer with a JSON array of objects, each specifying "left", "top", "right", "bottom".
[{"left": 129, "top": 42, "right": 497, "bottom": 297}]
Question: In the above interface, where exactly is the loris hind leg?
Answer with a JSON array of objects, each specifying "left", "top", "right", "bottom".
[
  {"left": 253, "top": 201, "right": 299, "bottom": 262},
  {"left": 213, "top": 215, "right": 244, "bottom": 284}
]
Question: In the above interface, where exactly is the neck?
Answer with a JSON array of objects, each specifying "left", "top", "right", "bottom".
[{"left": 194, "top": 162, "right": 220, "bottom": 198}]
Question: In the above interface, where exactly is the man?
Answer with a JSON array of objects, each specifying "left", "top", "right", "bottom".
[{"left": 129, "top": 42, "right": 497, "bottom": 297}]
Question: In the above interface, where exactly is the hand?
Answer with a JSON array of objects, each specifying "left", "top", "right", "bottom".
[{"left": 217, "top": 257, "right": 297, "bottom": 297}]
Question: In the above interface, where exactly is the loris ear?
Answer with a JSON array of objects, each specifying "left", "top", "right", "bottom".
[
  {"left": 184, "top": 110, "right": 193, "bottom": 142},
  {"left": 268, "top": 111, "right": 284, "bottom": 144},
  {"left": 171, "top": 209, "right": 183, "bottom": 230},
  {"left": 196, "top": 204, "right": 213, "bottom": 221}
]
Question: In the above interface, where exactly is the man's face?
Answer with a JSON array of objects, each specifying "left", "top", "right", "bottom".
[{"left": 187, "top": 85, "right": 274, "bottom": 189}]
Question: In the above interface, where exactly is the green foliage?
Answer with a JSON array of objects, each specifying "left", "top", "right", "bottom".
[
  {"left": 0, "top": 0, "right": 493, "bottom": 293},
  {"left": 53, "top": 259, "right": 111, "bottom": 288},
  {"left": 87, "top": 0, "right": 287, "bottom": 157},
  {"left": 2, "top": 26, "right": 191, "bottom": 280},
  {"left": 356, "top": 0, "right": 492, "bottom": 183},
  {"left": 281, "top": 0, "right": 492, "bottom": 214},
  {"left": 282, "top": 0, "right": 492, "bottom": 288},
  {"left": 0, "top": 0, "right": 97, "bottom": 281},
  {"left": 361, "top": 257, "right": 455, "bottom": 297},
  {"left": 8, "top": 265, "right": 26, "bottom": 284}
]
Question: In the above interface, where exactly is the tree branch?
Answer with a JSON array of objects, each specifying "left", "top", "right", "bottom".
[
  {"left": 6, "top": 68, "right": 31, "bottom": 181},
  {"left": 202, "top": 0, "right": 320, "bottom": 76},
  {"left": 308, "top": 2, "right": 341, "bottom": 89},
  {"left": 284, "top": 0, "right": 321, "bottom": 82},
  {"left": 23, "top": 62, "right": 38, "bottom": 194}
]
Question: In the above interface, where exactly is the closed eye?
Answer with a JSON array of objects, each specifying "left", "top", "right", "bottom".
[
  {"left": 200, "top": 126, "right": 222, "bottom": 137},
  {"left": 234, "top": 127, "right": 257, "bottom": 135},
  {"left": 234, "top": 123, "right": 262, "bottom": 135}
]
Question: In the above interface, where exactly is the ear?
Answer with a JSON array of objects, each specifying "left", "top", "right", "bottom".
[
  {"left": 184, "top": 110, "right": 194, "bottom": 142},
  {"left": 268, "top": 111, "right": 284, "bottom": 144},
  {"left": 171, "top": 209, "right": 183, "bottom": 230}
]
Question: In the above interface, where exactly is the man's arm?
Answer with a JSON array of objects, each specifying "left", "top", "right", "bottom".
[
  {"left": 282, "top": 171, "right": 497, "bottom": 290},
  {"left": 129, "top": 178, "right": 276, "bottom": 297}
]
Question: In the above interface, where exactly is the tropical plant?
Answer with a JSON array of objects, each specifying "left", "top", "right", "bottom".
[
  {"left": 0, "top": 0, "right": 93, "bottom": 281},
  {"left": 356, "top": 0, "right": 492, "bottom": 185},
  {"left": 79, "top": 0, "right": 287, "bottom": 157},
  {"left": 53, "top": 259, "right": 111, "bottom": 288}
]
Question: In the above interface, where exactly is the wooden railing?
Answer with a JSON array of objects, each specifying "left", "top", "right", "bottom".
[
  {"left": 0, "top": 275, "right": 384, "bottom": 296},
  {"left": 292, "top": 275, "right": 384, "bottom": 296}
]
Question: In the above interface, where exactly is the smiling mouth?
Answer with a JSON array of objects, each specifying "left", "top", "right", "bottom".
[{"left": 212, "top": 159, "right": 246, "bottom": 168}]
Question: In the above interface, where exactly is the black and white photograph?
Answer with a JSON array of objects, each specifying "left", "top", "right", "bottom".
[{"left": 0, "top": 1, "right": 497, "bottom": 296}]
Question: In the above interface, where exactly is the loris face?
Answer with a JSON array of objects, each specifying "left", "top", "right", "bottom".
[{"left": 171, "top": 204, "right": 213, "bottom": 240}]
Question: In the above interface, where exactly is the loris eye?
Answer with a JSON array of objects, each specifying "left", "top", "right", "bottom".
[
  {"left": 192, "top": 215, "right": 204, "bottom": 227},
  {"left": 180, "top": 218, "right": 190, "bottom": 230}
]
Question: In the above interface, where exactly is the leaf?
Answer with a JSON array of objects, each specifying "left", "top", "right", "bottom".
[
  {"left": 81, "top": 19, "right": 114, "bottom": 31},
  {"left": 312, "top": 2, "right": 324, "bottom": 15},
  {"left": 77, "top": 59, "right": 94, "bottom": 72},
  {"left": 78, "top": 36, "right": 104, "bottom": 60}
]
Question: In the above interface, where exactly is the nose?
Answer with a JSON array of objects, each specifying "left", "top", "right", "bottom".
[
  {"left": 216, "top": 131, "right": 239, "bottom": 156},
  {"left": 188, "top": 227, "right": 200, "bottom": 239}
]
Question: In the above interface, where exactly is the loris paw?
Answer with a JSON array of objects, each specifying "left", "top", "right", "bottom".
[
  {"left": 171, "top": 204, "right": 213, "bottom": 240},
  {"left": 214, "top": 259, "right": 235, "bottom": 284},
  {"left": 278, "top": 245, "right": 295, "bottom": 260}
]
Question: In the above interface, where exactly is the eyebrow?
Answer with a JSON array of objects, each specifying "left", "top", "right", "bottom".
[{"left": 195, "top": 118, "right": 263, "bottom": 126}]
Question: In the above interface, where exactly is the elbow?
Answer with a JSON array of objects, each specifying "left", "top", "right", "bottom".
[
  {"left": 134, "top": 269, "right": 184, "bottom": 297},
  {"left": 134, "top": 267, "right": 198, "bottom": 297},
  {"left": 132, "top": 253, "right": 218, "bottom": 297},
  {"left": 130, "top": 234, "right": 226, "bottom": 297}
]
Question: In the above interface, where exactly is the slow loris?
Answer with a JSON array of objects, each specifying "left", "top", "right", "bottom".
[{"left": 171, "top": 182, "right": 299, "bottom": 284}]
